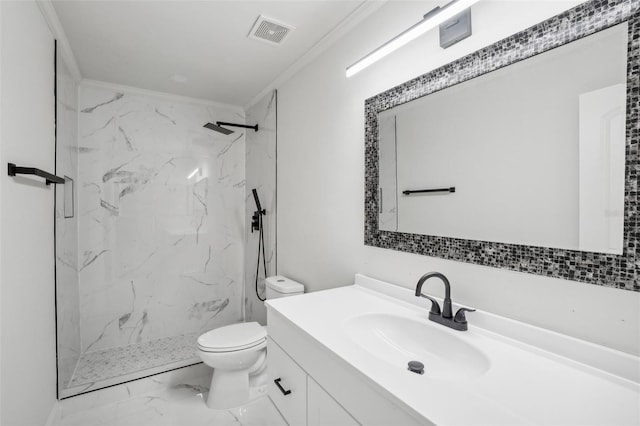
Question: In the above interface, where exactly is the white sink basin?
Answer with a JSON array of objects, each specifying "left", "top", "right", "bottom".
[{"left": 344, "top": 312, "right": 491, "bottom": 380}]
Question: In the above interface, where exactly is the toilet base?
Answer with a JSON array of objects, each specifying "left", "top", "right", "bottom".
[
  {"left": 206, "top": 369, "right": 250, "bottom": 409},
  {"left": 249, "top": 368, "right": 268, "bottom": 388},
  {"left": 197, "top": 324, "right": 268, "bottom": 410}
]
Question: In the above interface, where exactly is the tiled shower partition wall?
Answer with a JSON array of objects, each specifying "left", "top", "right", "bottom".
[
  {"left": 245, "top": 90, "right": 277, "bottom": 325},
  {"left": 59, "top": 84, "right": 247, "bottom": 396}
]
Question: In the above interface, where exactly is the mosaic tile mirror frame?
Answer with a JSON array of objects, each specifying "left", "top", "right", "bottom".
[{"left": 364, "top": 0, "right": 639, "bottom": 291}]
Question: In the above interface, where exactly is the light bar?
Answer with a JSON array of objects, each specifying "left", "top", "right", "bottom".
[{"left": 345, "top": 0, "right": 481, "bottom": 78}]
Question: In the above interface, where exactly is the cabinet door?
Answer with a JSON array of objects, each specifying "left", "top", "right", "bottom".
[
  {"left": 268, "top": 338, "right": 307, "bottom": 426},
  {"left": 308, "top": 377, "right": 360, "bottom": 426}
]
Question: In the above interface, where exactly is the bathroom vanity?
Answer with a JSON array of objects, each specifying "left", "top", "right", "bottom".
[{"left": 265, "top": 275, "right": 640, "bottom": 425}]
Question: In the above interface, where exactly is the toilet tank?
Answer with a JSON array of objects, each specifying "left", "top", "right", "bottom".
[{"left": 265, "top": 275, "right": 304, "bottom": 300}]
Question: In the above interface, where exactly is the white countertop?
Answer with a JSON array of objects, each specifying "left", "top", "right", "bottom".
[{"left": 266, "top": 274, "right": 640, "bottom": 425}]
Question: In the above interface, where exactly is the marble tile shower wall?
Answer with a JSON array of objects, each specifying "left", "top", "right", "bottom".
[
  {"left": 77, "top": 86, "right": 245, "bottom": 352},
  {"left": 55, "top": 53, "right": 80, "bottom": 389},
  {"left": 245, "top": 91, "right": 277, "bottom": 325}
]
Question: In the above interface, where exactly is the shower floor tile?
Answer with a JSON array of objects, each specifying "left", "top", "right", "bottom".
[{"left": 68, "top": 333, "right": 201, "bottom": 389}]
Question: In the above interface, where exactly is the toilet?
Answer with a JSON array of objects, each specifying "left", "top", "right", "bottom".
[{"left": 197, "top": 275, "right": 304, "bottom": 409}]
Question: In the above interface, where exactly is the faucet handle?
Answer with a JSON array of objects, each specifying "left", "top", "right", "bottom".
[
  {"left": 453, "top": 307, "right": 476, "bottom": 324},
  {"left": 420, "top": 294, "right": 441, "bottom": 316}
]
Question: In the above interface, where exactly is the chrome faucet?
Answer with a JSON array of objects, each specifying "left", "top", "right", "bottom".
[{"left": 415, "top": 272, "right": 475, "bottom": 331}]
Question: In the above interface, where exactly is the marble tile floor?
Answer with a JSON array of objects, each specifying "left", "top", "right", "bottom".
[
  {"left": 68, "top": 333, "right": 201, "bottom": 388},
  {"left": 53, "top": 364, "right": 286, "bottom": 426},
  {"left": 54, "top": 391, "right": 283, "bottom": 426}
]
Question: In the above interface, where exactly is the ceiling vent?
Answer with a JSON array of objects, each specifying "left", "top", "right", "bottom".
[{"left": 248, "top": 15, "right": 295, "bottom": 46}]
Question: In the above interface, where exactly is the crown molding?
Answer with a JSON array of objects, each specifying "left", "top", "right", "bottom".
[
  {"left": 244, "top": 0, "right": 387, "bottom": 109},
  {"left": 36, "top": 0, "right": 82, "bottom": 82},
  {"left": 80, "top": 79, "right": 245, "bottom": 113}
]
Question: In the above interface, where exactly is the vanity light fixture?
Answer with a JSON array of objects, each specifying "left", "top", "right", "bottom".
[{"left": 345, "top": 0, "right": 481, "bottom": 78}]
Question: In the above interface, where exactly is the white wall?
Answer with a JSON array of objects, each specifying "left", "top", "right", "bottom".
[
  {"left": 0, "top": 1, "right": 58, "bottom": 424},
  {"left": 277, "top": 0, "right": 640, "bottom": 356}
]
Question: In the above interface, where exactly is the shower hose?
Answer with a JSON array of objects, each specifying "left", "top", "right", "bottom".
[{"left": 255, "top": 211, "right": 267, "bottom": 302}]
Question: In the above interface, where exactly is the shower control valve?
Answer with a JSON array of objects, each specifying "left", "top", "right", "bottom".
[{"left": 251, "top": 209, "right": 265, "bottom": 233}]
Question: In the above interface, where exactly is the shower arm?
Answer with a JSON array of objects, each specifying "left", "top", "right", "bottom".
[{"left": 216, "top": 121, "right": 259, "bottom": 132}]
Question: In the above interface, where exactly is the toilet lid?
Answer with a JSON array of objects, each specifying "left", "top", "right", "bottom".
[{"left": 197, "top": 322, "right": 267, "bottom": 352}]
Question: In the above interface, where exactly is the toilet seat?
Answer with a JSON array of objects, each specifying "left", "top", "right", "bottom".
[
  {"left": 197, "top": 338, "right": 266, "bottom": 353},
  {"left": 197, "top": 322, "right": 267, "bottom": 353}
]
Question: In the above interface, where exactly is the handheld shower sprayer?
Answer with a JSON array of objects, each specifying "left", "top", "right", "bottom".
[
  {"left": 252, "top": 188, "right": 267, "bottom": 301},
  {"left": 251, "top": 188, "right": 265, "bottom": 233}
]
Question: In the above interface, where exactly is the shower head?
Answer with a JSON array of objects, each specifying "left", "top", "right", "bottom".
[
  {"left": 203, "top": 122, "right": 234, "bottom": 135},
  {"left": 203, "top": 121, "right": 259, "bottom": 135}
]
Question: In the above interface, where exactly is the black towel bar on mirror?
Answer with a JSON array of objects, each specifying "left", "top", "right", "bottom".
[
  {"left": 402, "top": 187, "right": 456, "bottom": 195},
  {"left": 7, "top": 163, "right": 64, "bottom": 185}
]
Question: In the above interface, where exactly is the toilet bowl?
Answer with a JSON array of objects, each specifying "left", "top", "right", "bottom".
[
  {"left": 197, "top": 322, "right": 267, "bottom": 409},
  {"left": 197, "top": 275, "right": 304, "bottom": 409}
]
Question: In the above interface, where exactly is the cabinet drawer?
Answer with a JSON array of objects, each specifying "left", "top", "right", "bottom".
[{"left": 268, "top": 337, "right": 307, "bottom": 426}]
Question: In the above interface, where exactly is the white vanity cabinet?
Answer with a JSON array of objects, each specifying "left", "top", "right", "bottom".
[
  {"left": 267, "top": 338, "right": 307, "bottom": 425},
  {"left": 266, "top": 276, "right": 640, "bottom": 425},
  {"left": 266, "top": 311, "right": 426, "bottom": 426},
  {"left": 268, "top": 338, "right": 360, "bottom": 426},
  {"left": 307, "top": 377, "right": 359, "bottom": 426}
]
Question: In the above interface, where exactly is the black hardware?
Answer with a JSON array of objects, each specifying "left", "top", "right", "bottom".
[
  {"left": 274, "top": 378, "right": 291, "bottom": 395},
  {"left": 415, "top": 272, "right": 453, "bottom": 318},
  {"left": 415, "top": 272, "right": 474, "bottom": 331},
  {"left": 403, "top": 187, "right": 455, "bottom": 195},
  {"left": 251, "top": 211, "right": 261, "bottom": 233},
  {"left": 203, "top": 122, "right": 234, "bottom": 135},
  {"left": 251, "top": 188, "right": 266, "bottom": 233},
  {"left": 419, "top": 294, "right": 441, "bottom": 316},
  {"left": 216, "top": 121, "right": 259, "bottom": 132},
  {"left": 8, "top": 163, "right": 64, "bottom": 185},
  {"left": 408, "top": 360, "right": 425, "bottom": 375},
  {"left": 453, "top": 307, "right": 476, "bottom": 325},
  {"left": 203, "top": 121, "right": 259, "bottom": 135},
  {"left": 252, "top": 188, "right": 267, "bottom": 302}
]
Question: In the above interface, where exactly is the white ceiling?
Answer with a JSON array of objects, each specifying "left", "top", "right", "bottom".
[{"left": 52, "top": 0, "right": 367, "bottom": 107}]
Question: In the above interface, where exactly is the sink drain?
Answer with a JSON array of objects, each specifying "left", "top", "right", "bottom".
[{"left": 407, "top": 360, "right": 424, "bottom": 375}]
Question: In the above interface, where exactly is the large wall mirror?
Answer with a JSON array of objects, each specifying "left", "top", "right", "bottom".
[
  {"left": 379, "top": 23, "right": 627, "bottom": 254},
  {"left": 365, "top": 0, "right": 639, "bottom": 291}
]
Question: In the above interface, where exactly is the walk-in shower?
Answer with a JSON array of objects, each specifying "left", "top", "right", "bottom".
[{"left": 54, "top": 46, "right": 251, "bottom": 398}]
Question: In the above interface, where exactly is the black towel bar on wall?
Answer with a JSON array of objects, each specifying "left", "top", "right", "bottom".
[
  {"left": 402, "top": 187, "right": 456, "bottom": 195},
  {"left": 7, "top": 163, "right": 64, "bottom": 185}
]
